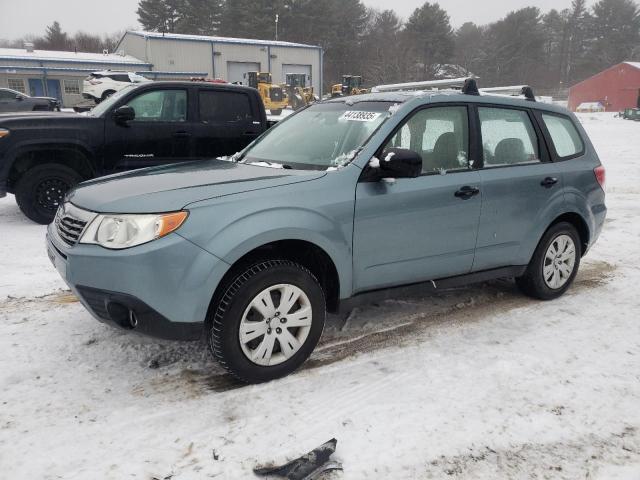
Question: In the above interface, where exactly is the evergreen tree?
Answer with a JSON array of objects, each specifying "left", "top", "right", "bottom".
[
  {"left": 403, "top": 2, "right": 455, "bottom": 80},
  {"left": 361, "top": 9, "right": 406, "bottom": 85},
  {"left": 454, "top": 22, "right": 485, "bottom": 78},
  {"left": 137, "top": 0, "right": 186, "bottom": 34},
  {"left": 220, "top": 0, "right": 281, "bottom": 39},
  {"left": 182, "top": 0, "right": 223, "bottom": 35},
  {"left": 479, "top": 7, "right": 546, "bottom": 85},
  {"left": 589, "top": 0, "right": 640, "bottom": 70},
  {"left": 37, "top": 21, "right": 70, "bottom": 50}
]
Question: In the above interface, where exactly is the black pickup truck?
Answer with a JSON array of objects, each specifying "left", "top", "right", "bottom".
[{"left": 0, "top": 81, "right": 269, "bottom": 223}]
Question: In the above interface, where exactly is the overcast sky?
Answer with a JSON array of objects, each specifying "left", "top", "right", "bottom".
[{"left": 1, "top": 0, "right": 596, "bottom": 41}]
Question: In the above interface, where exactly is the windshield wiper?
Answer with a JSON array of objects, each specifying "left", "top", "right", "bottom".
[{"left": 246, "top": 160, "right": 293, "bottom": 169}]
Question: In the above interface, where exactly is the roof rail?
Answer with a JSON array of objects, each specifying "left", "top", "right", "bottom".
[
  {"left": 371, "top": 77, "right": 536, "bottom": 101},
  {"left": 371, "top": 77, "right": 469, "bottom": 93}
]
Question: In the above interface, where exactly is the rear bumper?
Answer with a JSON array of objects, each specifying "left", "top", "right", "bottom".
[
  {"left": 46, "top": 224, "right": 230, "bottom": 341},
  {"left": 587, "top": 202, "right": 607, "bottom": 254}
]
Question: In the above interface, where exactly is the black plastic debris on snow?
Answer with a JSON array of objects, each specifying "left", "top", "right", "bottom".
[{"left": 254, "top": 438, "right": 342, "bottom": 479}]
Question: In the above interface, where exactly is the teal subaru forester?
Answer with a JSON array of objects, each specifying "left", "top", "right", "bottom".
[{"left": 46, "top": 82, "right": 606, "bottom": 383}]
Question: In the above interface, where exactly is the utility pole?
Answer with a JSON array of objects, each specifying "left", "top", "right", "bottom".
[{"left": 275, "top": 14, "right": 279, "bottom": 41}]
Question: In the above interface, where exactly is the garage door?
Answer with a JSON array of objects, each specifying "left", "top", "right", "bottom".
[
  {"left": 282, "top": 64, "right": 312, "bottom": 84},
  {"left": 227, "top": 62, "right": 261, "bottom": 85}
]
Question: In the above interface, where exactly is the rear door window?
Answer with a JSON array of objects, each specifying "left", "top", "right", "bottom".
[
  {"left": 199, "top": 90, "right": 254, "bottom": 123},
  {"left": 479, "top": 107, "right": 540, "bottom": 167},
  {"left": 541, "top": 113, "right": 584, "bottom": 158}
]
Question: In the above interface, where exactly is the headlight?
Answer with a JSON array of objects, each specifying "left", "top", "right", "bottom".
[
  {"left": 0, "top": 128, "right": 9, "bottom": 139},
  {"left": 79, "top": 211, "right": 188, "bottom": 249}
]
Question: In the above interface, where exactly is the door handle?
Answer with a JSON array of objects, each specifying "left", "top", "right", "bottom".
[
  {"left": 455, "top": 186, "right": 480, "bottom": 199},
  {"left": 541, "top": 177, "right": 558, "bottom": 188},
  {"left": 173, "top": 131, "right": 191, "bottom": 138}
]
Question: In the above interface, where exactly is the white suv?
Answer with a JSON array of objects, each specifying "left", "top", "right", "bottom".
[{"left": 83, "top": 71, "right": 151, "bottom": 103}]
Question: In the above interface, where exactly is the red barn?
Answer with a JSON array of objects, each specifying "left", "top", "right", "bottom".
[{"left": 568, "top": 62, "right": 640, "bottom": 112}]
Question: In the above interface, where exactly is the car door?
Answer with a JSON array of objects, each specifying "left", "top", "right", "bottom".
[
  {"left": 0, "top": 90, "right": 19, "bottom": 112},
  {"left": 472, "top": 105, "right": 565, "bottom": 271},
  {"left": 353, "top": 105, "right": 482, "bottom": 293},
  {"left": 103, "top": 87, "right": 194, "bottom": 172},
  {"left": 192, "top": 88, "right": 263, "bottom": 159}
]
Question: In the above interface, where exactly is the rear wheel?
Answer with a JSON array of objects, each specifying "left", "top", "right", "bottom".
[
  {"left": 15, "top": 164, "right": 82, "bottom": 224},
  {"left": 270, "top": 109, "right": 283, "bottom": 116},
  {"left": 516, "top": 222, "right": 581, "bottom": 300},
  {"left": 209, "top": 260, "right": 326, "bottom": 383}
]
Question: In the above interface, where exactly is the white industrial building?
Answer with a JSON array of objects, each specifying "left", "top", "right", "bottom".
[
  {"left": 0, "top": 32, "right": 323, "bottom": 108},
  {"left": 0, "top": 45, "right": 207, "bottom": 107},
  {"left": 0, "top": 46, "right": 152, "bottom": 107},
  {"left": 116, "top": 31, "right": 323, "bottom": 95}
]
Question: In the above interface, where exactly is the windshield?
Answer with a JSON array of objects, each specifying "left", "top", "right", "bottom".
[
  {"left": 241, "top": 101, "right": 394, "bottom": 170},
  {"left": 87, "top": 85, "right": 136, "bottom": 117}
]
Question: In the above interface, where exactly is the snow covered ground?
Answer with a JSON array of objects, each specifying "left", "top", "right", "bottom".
[{"left": 1, "top": 113, "right": 639, "bottom": 479}]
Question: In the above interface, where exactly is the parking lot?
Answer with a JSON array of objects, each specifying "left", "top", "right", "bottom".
[{"left": 1, "top": 113, "right": 639, "bottom": 479}]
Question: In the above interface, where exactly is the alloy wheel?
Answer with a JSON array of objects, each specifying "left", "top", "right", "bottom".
[
  {"left": 239, "top": 284, "right": 313, "bottom": 366},
  {"left": 543, "top": 234, "right": 577, "bottom": 289}
]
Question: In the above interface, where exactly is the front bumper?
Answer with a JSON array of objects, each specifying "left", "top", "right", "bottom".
[{"left": 46, "top": 223, "right": 230, "bottom": 341}]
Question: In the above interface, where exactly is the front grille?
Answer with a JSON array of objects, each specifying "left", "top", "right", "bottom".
[
  {"left": 54, "top": 205, "right": 90, "bottom": 246},
  {"left": 270, "top": 87, "right": 284, "bottom": 101}
]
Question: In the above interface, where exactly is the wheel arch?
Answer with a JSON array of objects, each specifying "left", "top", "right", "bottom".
[
  {"left": 7, "top": 143, "right": 95, "bottom": 191},
  {"left": 547, "top": 212, "right": 590, "bottom": 257},
  {"left": 204, "top": 239, "right": 342, "bottom": 331}
]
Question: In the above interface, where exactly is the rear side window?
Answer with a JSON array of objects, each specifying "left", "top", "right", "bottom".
[
  {"left": 0, "top": 90, "right": 16, "bottom": 100},
  {"left": 479, "top": 107, "right": 540, "bottom": 167},
  {"left": 541, "top": 113, "right": 584, "bottom": 158},
  {"left": 108, "top": 74, "right": 132, "bottom": 83},
  {"left": 199, "top": 90, "right": 253, "bottom": 123}
]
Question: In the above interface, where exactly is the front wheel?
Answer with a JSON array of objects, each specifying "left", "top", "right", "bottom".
[
  {"left": 15, "top": 164, "right": 82, "bottom": 224},
  {"left": 516, "top": 222, "right": 581, "bottom": 300},
  {"left": 209, "top": 260, "right": 326, "bottom": 383}
]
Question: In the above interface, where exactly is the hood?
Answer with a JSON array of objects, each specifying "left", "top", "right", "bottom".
[
  {"left": 0, "top": 111, "right": 81, "bottom": 123},
  {"left": 32, "top": 96, "right": 59, "bottom": 103},
  {"left": 68, "top": 159, "right": 327, "bottom": 213}
]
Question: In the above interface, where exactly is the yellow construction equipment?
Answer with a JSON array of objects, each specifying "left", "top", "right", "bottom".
[
  {"left": 283, "top": 73, "right": 316, "bottom": 110},
  {"left": 331, "top": 75, "right": 370, "bottom": 97},
  {"left": 246, "top": 72, "right": 288, "bottom": 115}
]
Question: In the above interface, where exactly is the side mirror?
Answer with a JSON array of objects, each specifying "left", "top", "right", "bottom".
[
  {"left": 113, "top": 105, "right": 135, "bottom": 123},
  {"left": 15, "top": 95, "right": 23, "bottom": 101},
  {"left": 377, "top": 148, "right": 422, "bottom": 179}
]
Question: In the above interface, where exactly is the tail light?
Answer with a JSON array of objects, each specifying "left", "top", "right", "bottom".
[{"left": 594, "top": 165, "right": 606, "bottom": 191}]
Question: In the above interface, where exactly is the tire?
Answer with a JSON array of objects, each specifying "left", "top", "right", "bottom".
[
  {"left": 516, "top": 222, "right": 581, "bottom": 300},
  {"left": 270, "top": 109, "right": 283, "bottom": 116},
  {"left": 15, "top": 164, "right": 83, "bottom": 224},
  {"left": 209, "top": 260, "right": 326, "bottom": 383}
]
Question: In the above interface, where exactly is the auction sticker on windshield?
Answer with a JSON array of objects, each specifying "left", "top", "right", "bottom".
[{"left": 340, "top": 111, "right": 382, "bottom": 122}]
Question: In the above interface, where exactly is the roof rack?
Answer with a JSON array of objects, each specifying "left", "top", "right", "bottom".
[{"left": 371, "top": 77, "right": 537, "bottom": 102}]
